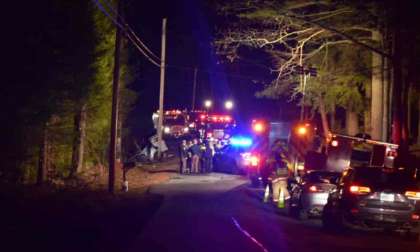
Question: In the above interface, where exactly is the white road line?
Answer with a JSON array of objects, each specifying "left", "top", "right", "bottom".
[{"left": 231, "top": 217, "right": 269, "bottom": 252}]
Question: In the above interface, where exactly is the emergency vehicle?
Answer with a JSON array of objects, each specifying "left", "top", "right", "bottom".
[
  {"left": 243, "top": 119, "right": 293, "bottom": 185},
  {"left": 185, "top": 110, "right": 207, "bottom": 136},
  {"left": 325, "top": 134, "right": 399, "bottom": 171},
  {"left": 153, "top": 110, "right": 190, "bottom": 138},
  {"left": 204, "top": 114, "right": 236, "bottom": 142}
]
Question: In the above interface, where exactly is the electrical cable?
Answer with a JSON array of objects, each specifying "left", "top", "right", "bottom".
[
  {"left": 92, "top": 0, "right": 161, "bottom": 67},
  {"left": 93, "top": 0, "right": 273, "bottom": 81},
  {"left": 100, "top": 0, "right": 161, "bottom": 61}
]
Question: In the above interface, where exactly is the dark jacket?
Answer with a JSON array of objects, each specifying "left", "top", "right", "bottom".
[
  {"left": 189, "top": 144, "right": 201, "bottom": 156},
  {"left": 179, "top": 144, "right": 188, "bottom": 159}
]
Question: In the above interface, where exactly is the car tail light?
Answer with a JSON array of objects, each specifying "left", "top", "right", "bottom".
[
  {"left": 349, "top": 185, "right": 371, "bottom": 195},
  {"left": 308, "top": 185, "right": 323, "bottom": 193},
  {"left": 250, "top": 155, "right": 259, "bottom": 166},
  {"left": 405, "top": 191, "right": 420, "bottom": 200},
  {"left": 350, "top": 208, "right": 359, "bottom": 214},
  {"left": 412, "top": 214, "right": 420, "bottom": 220}
]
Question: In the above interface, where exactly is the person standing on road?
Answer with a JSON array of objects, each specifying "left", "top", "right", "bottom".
[
  {"left": 199, "top": 138, "right": 206, "bottom": 173},
  {"left": 271, "top": 155, "right": 290, "bottom": 202},
  {"left": 190, "top": 139, "right": 201, "bottom": 174},
  {"left": 179, "top": 140, "right": 189, "bottom": 174},
  {"left": 203, "top": 141, "right": 214, "bottom": 173},
  {"left": 186, "top": 140, "right": 193, "bottom": 173}
]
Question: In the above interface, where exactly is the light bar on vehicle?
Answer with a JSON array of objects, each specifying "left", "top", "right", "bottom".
[{"left": 230, "top": 137, "right": 252, "bottom": 147}]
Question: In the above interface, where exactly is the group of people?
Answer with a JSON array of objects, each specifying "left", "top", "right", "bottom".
[{"left": 179, "top": 138, "right": 215, "bottom": 174}]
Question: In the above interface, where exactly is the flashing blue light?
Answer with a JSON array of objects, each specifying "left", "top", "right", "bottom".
[{"left": 231, "top": 137, "right": 253, "bottom": 147}]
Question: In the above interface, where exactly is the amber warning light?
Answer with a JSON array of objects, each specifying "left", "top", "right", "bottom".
[
  {"left": 297, "top": 126, "right": 307, "bottom": 135},
  {"left": 253, "top": 122, "right": 265, "bottom": 133}
]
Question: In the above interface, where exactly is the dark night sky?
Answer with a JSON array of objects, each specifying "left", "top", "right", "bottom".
[{"left": 125, "top": 0, "right": 299, "bottom": 137}]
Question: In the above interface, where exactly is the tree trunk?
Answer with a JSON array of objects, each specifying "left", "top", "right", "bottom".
[
  {"left": 37, "top": 124, "right": 49, "bottom": 185},
  {"left": 318, "top": 97, "right": 330, "bottom": 139},
  {"left": 71, "top": 104, "right": 87, "bottom": 176},
  {"left": 417, "top": 98, "right": 420, "bottom": 145},
  {"left": 382, "top": 56, "right": 390, "bottom": 141},
  {"left": 346, "top": 110, "right": 359, "bottom": 136},
  {"left": 364, "top": 75, "right": 371, "bottom": 135},
  {"left": 371, "top": 30, "right": 383, "bottom": 141},
  {"left": 329, "top": 106, "right": 336, "bottom": 132}
]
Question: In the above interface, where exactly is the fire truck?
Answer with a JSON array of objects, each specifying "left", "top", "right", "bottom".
[
  {"left": 204, "top": 114, "right": 236, "bottom": 141},
  {"left": 325, "top": 134, "right": 399, "bottom": 172},
  {"left": 153, "top": 110, "right": 190, "bottom": 138}
]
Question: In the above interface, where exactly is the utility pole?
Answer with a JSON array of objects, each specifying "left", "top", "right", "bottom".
[
  {"left": 192, "top": 67, "right": 198, "bottom": 110},
  {"left": 108, "top": 0, "right": 123, "bottom": 194},
  {"left": 157, "top": 18, "right": 167, "bottom": 159}
]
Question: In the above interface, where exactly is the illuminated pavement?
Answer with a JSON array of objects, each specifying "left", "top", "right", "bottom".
[{"left": 128, "top": 173, "right": 420, "bottom": 252}]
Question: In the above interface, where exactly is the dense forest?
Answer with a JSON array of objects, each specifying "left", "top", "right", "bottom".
[{"left": 1, "top": 0, "right": 136, "bottom": 184}]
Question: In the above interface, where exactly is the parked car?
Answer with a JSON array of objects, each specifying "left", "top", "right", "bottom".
[
  {"left": 322, "top": 166, "right": 419, "bottom": 238},
  {"left": 289, "top": 170, "right": 341, "bottom": 220}
]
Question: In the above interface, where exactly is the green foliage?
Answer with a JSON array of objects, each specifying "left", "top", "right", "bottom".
[
  {"left": 1, "top": 0, "right": 136, "bottom": 183},
  {"left": 214, "top": 0, "right": 375, "bottom": 125},
  {"left": 304, "top": 44, "right": 370, "bottom": 114}
]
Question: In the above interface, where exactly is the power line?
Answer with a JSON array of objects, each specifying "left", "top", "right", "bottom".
[
  {"left": 92, "top": 0, "right": 160, "bottom": 67},
  {"left": 166, "top": 64, "right": 272, "bottom": 82},
  {"left": 100, "top": 0, "right": 161, "bottom": 61},
  {"left": 92, "top": 1, "right": 273, "bottom": 82}
]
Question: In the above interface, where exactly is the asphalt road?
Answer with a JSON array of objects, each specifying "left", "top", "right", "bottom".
[
  {"left": 127, "top": 173, "right": 420, "bottom": 252},
  {"left": 5, "top": 173, "right": 418, "bottom": 252}
]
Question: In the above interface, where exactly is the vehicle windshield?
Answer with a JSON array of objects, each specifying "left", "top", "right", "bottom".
[
  {"left": 303, "top": 171, "right": 341, "bottom": 184},
  {"left": 353, "top": 167, "right": 416, "bottom": 190},
  {"left": 207, "top": 122, "right": 234, "bottom": 129},
  {"left": 164, "top": 116, "right": 185, "bottom": 125}
]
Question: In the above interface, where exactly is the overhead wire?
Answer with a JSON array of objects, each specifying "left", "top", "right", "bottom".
[
  {"left": 92, "top": 0, "right": 161, "bottom": 67},
  {"left": 93, "top": 0, "right": 273, "bottom": 83},
  {"left": 100, "top": 0, "right": 161, "bottom": 61}
]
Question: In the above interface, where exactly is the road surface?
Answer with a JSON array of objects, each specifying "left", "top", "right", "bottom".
[{"left": 127, "top": 173, "right": 420, "bottom": 252}]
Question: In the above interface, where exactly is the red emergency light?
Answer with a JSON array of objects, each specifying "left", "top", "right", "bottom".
[{"left": 209, "top": 115, "right": 232, "bottom": 123}]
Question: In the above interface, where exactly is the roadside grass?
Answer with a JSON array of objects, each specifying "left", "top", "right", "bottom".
[{"left": 0, "top": 164, "right": 175, "bottom": 252}]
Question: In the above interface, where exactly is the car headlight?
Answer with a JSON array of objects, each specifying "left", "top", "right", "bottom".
[
  {"left": 183, "top": 127, "right": 189, "bottom": 133},
  {"left": 164, "top": 127, "right": 170, "bottom": 133}
]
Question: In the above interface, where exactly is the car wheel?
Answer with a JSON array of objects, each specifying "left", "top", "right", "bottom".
[
  {"left": 298, "top": 208, "right": 308, "bottom": 221},
  {"left": 322, "top": 203, "right": 341, "bottom": 232}
]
